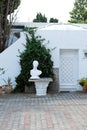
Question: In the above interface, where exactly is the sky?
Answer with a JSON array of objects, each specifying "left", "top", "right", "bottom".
[{"left": 16, "top": 0, "right": 75, "bottom": 23}]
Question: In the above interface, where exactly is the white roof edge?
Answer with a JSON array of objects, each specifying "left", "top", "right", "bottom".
[{"left": 13, "top": 22, "right": 87, "bottom": 30}]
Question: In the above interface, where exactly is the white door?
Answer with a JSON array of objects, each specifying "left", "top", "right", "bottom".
[{"left": 59, "top": 49, "right": 78, "bottom": 91}]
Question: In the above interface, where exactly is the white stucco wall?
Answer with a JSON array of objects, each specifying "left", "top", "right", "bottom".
[
  {"left": 0, "top": 32, "right": 26, "bottom": 87},
  {"left": 1, "top": 25, "right": 87, "bottom": 88},
  {"left": 37, "top": 30, "right": 87, "bottom": 80}
]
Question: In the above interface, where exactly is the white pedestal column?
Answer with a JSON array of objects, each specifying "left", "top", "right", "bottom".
[{"left": 29, "top": 78, "right": 53, "bottom": 96}]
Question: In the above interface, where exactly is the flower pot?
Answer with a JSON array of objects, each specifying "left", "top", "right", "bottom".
[
  {"left": 5, "top": 85, "right": 12, "bottom": 93},
  {"left": 0, "top": 86, "right": 2, "bottom": 95},
  {"left": 83, "top": 87, "right": 87, "bottom": 93}
]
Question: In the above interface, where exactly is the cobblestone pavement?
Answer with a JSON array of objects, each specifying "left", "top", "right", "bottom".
[{"left": 0, "top": 92, "right": 87, "bottom": 130}]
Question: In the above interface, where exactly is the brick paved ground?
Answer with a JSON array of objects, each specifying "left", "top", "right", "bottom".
[{"left": 0, "top": 92, "right": 87, "bottom": 130}]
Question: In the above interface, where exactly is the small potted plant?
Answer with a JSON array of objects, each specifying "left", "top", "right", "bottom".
[
  {"left": 0, "top": 86, "right": 2, "bottom": 95},
  {"left": 0, "top": 68, "right": 5, "bottom": 94},
  {"left": 3, "top": 77, "right": 12, "bottom": 93},
  {"left": 78, "top": 78, "right": 87, "bottom": 92}
]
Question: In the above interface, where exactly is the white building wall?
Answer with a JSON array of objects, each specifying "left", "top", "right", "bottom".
[
  {"left": 0, "top": 32, "right": 26, "bottom": 87},
  {"left": 37, "top": 30, "right": 87, "bottom": 80},
  {"left": 0, "top": 28, "right": 87, "bottom": 89}
]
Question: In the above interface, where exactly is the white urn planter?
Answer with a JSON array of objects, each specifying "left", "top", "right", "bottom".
[{"left": 29, "top": 78, "right": 53, "bottom": 96}]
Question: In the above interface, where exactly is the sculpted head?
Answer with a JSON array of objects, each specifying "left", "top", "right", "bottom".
[
  {"left": 30, "top": 60, "right": 42, "bottom": 79},
  {"left": 33, "top": 60, "right": 39, "bottom": 69}
]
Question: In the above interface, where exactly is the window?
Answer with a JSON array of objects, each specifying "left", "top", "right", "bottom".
[
  {"left": 84, "top": 52, "right": 87, "bottom": 58},
  {"left": 83, "top": 50, "right": 87, "bottom": 58}
]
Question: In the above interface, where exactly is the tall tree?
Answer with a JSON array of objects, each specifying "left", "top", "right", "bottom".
[
  {"left": 49, "top": 18, "right": 58, "bottom": 23},
  {"left": 68, "top": 0, "right": 87, "bottom": 23},
  {"left": 0, "top": 0, "right": 20, "bottom": 53},
  {"left": 33, "top": 13, "right": 47, "bottom": 22}
]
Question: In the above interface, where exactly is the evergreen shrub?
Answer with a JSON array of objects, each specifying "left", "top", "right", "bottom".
[{"left": 15, "top": 28, "right": 54, "bottom": 92}]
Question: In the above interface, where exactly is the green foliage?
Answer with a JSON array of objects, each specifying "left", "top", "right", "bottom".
[
  {"left": 78, "top": 78, "right": 87, "bottom": 87},
  {"left": 0, "top": 1, "right": 2, "bottom": 13},
  {"left": 3, "top": 77, "right": 12, "bottom": 86},
  {"left": 9, "top": 0, "right": 20, "bottom": 13},
  {"left": 49, "top": 18, "right": 58, "bottom": 23},
  {"left": 14, "top": 74, "right": 25, "bottom": 92},
  {"left": 68, "top": 0, "right": 87, "bottom": 23},
  {"left": 84, "top": 82, "right": 87, "bottom": 87},
  {"left": 0, "top": 0, "right": 20, "bottom": 52},
  {"left": 0, "top": 68, "right": 5, "bottom": 75},
  {"left": 33, "top": 12, "right": 47, "bottom": 22},
  {"left": 0, "top": 0, "right": 20, "bottom": 14},
  {"left": 15, "top": 28, "right": 54, "bottom": 92}
]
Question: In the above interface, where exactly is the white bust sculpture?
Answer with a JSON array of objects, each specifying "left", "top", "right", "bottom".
[{"left": 30, "top": 60, "right": 42, "bottom": 79}]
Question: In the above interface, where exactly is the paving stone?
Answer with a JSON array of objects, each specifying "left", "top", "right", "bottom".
[{"left": 0, "top": 92, "right": 87, "bottom": 130}]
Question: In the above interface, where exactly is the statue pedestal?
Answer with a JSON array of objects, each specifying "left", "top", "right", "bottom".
[{"left": 29, "top": 78, "right": 53, "bottom": 96}]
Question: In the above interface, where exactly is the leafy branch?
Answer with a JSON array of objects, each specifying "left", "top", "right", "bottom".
[{"left": 0, "top": 68, "right": 5, "bottom": 75}]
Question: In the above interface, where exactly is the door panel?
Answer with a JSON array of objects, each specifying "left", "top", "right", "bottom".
[{"left": 59, "top": 49, "right": 78, "bottom": 91}]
